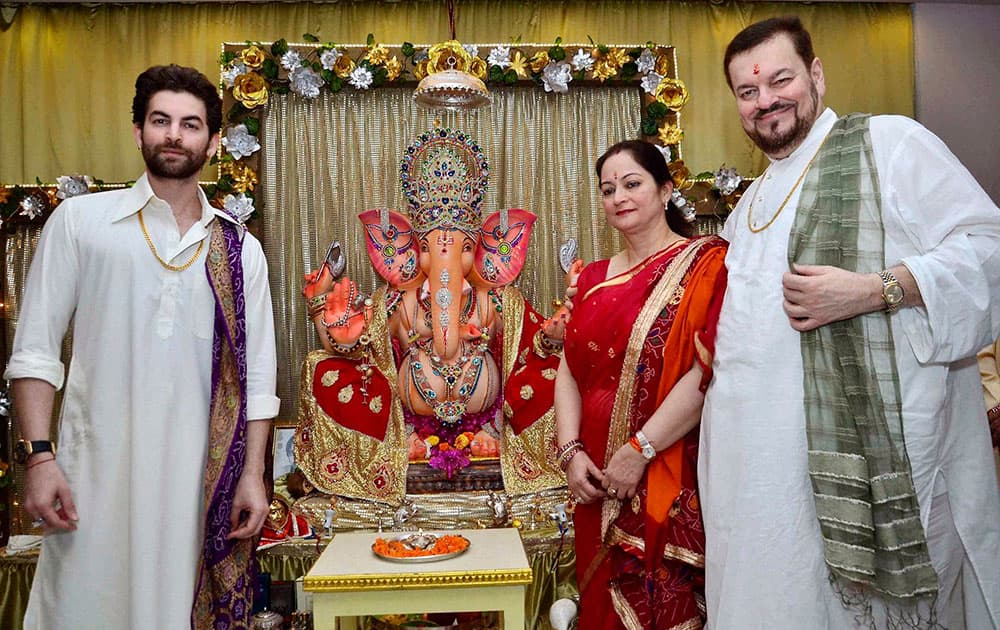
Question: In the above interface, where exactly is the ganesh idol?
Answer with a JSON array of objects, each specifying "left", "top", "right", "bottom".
[{"left": 294, "top": 128, "right": 580, "bottom": 505}]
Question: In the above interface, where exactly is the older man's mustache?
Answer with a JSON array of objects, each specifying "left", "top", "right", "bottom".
[{"left": 754, "top": 101, "right": 793, "bottom": 120}]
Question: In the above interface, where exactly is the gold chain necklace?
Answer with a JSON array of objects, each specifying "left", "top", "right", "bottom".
[
  {"left": 746, "top": 136, "right": 828, "bottom": 234},
  {"left": 137, "top": 209, "right": 204, "bottom": 271}
]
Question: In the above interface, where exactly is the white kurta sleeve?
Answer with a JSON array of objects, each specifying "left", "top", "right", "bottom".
[
  {"left": 241, "top": 232, "right": 280, "bottom": 420},
  {"left": 874, "top": 117, "right": 1000, "bottom": 364},
  {"left": 4, "top": 203, "right": 82, "bottom": 389}
]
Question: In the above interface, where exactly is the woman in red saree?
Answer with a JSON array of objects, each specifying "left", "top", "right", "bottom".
[{"left": 556, "top": 140, "right": 727, "bottom": 629}]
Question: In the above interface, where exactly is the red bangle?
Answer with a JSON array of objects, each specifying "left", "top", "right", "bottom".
[{"left": 629, "top": 436, "right": 643, "bottom": 454}]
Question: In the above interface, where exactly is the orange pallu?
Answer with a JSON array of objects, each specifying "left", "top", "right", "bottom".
[{"left": 564, "top": 236, "right": 727, "bottom": 629}]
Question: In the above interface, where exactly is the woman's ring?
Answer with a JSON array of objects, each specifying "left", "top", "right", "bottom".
[
  {"left": 608, "top": 488, "right": 618, "bottom": 497},
  {"left": 31, "top": 517, "right": 44, "bottom": 527}
]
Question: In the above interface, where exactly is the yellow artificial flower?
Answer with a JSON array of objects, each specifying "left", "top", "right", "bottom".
[
  {"left": 470, "top": 56, "right": 488, "bottom": 80},
  {"left": 240, "top": 45, "right": 266, "bottom": 70},
  {"left": 427, "top": 40, "right": 472, "bottom": 73},
  {"left": 668, "top": 159, "right": 692, "bottom": 191},
  {"left": 425, "top": 435, "right": 440, "bottom": 447},
  {"left": 606, "top": 47, "right": 628, "bottom": 69},
  {"left": 364, "top": 44, "right": 390, "bottom": 67},
  {"left": 384, "top": 56, "right": 402, "bottom": 81},
  {"left": 655, "top": 52, "right": 672, "bottom": 77},
  {"left": 228, "top": 162, "right": 259, "bottom": 193},
  {"left": 413, "top": 59, "right": 429, "bottom": 81},
  {"left": 658, "top": 123, "right": 685, "bottom": 146},
  {"left": 454, "top": 434, "right": 471, "bottom": 449},
  {"left": 529, "top": 51, "right": 550, "bottom": 74},
  {"left": 655, "top": 77, "right": 690, "bottom": 111},
  {"left": 590, "top": 60, "right": 617, "bottom": 82},
  {"left": 508, "top": 51, "right": 528, "bottom": 78},
  {"left": 232, "top": 72, "right": 269, "bottom": 108},
  {"left": 333, "top": 54, "right": 356, "bottom": 79}
]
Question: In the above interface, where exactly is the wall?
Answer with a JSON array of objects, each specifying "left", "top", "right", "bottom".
[{"left": 913, "top": 3, "right": 1000, "bottom": 203}]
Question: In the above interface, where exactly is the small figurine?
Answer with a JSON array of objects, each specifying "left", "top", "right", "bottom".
[
  {"left": 323, "top": 496, "right": 338, "bottom": 537},
  {"left": 393, "top": 498, "right": 419, "bottom": 529},
  {"left": 485, "top": 491, "right": 511, "bottom": 527}
]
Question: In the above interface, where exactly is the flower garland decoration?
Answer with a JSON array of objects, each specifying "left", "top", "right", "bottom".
[
  {"left": 215, "top": 36, "right": 693, "bottom": 218},
  {"left": 0, "top": 175, "right": 100, "bottom": 232}
]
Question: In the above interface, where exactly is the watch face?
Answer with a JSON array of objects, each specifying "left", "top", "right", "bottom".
[
  {"left": 641, "top": 444, "right": 656, "bottom": 459},
  {"left": 13, "top": 441, "right": 29, "bottom": 464},
  {"left": 885, "top": 284, "right": 904, "bottom": 304}
]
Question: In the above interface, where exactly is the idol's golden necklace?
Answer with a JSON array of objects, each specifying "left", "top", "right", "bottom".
[
  {"left": 137, "top": 208, "right": 204, "bottom": 271},
  {"left": 746, "top": 136, "right": 828, "bottom": 234}
]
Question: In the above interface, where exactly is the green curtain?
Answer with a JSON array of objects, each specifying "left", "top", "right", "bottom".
[{"left": 0, "top": 1, "right": 913, "bottom": 183}]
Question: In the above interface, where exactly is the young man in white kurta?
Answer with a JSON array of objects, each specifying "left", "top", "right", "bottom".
[
  {"left": 701, "top": 18, "right": 1000, "bottom": 629},
  {"left": 6, "top": 69, "right": 279, "bottom": 628}
]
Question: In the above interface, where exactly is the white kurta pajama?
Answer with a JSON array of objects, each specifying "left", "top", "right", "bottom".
[
  {"left": 6, "top": 174, "right": 280, "bottom": 629},
  {"left": 701, "top": 109, "right": 1000, "bottom": 629}
]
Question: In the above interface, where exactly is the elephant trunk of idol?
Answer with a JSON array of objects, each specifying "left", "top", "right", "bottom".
[{"left": 425, "top": 229, "right": 465, "bottom": 361}]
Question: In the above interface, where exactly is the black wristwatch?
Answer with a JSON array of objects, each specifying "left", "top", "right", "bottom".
[{"left": 13, "top": 440, "right": 56, "bottom": 464}]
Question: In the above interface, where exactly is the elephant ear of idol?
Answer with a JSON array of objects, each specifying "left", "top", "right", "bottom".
[
  {"left": 358, "top": 208, "right": 422, "bottom": 289},
  {"left": 472, "top": 208, "right": 536, "bottom": 288}
]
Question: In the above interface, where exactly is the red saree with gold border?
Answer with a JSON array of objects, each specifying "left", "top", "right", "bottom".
[{"left": 564, "top": 236, "right": 727, "bottom": 629}]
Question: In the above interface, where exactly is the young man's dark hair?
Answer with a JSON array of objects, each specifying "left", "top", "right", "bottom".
[
  {"left": 132, "top": 64, "right": 222, "bottom": 133},
  {"left": 723, "top": 16, "right": 816, "bottom": 89}
]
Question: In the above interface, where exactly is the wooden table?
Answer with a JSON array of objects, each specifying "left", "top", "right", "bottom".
[{"left": 304, "top": 528, "right": 532, "bottom": 629}]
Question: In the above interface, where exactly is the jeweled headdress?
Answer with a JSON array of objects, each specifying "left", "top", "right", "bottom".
[{"left": 400, "top": 128, "right": 489, "bottom": 235}]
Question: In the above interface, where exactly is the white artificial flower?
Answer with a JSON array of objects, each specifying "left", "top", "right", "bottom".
[
  {"left": 463, "top": 44, "right": 479, "bottom": 57},
  {"left": 571, "top": 49, "right": 594, "bottom": 72},
  {"left": 636, "top": 49, "right": 657, "bottom": 75},
  {"left": 541, "top": 61, "right": 573, "bottom": 94},
  {"left": 223, "top": 192, "right": 255, "bottom": 223},
  {"left": 413, "top": 49, "right": 429, "bottom": 63},
  {"left": 55, "top": 175, "right": 93, "bottom": 200},
  {"left": 487, "top": 45, "right": 511, "bottom": 69},
  {"left": 320, "top": 48, "right": 342, "bottom": 70},
  {"left": 19, "top": 196, "right": 44, "bottom": 219},
  {"left": 641, "top": 71, "right": 663, "bottom": 95},
  {"left": 714, "top": 166, "right": 743, "bottom": 196},
  {"left": 672, "top": 189, "right": 696, "bottom": 223},
  {"left": 220, "top": 124, "right": 261, "bottom": 160},
  {"left": 348, "top": 65, "right": 374, "bottom": 90},
  {"left": 289, "top": 66, "right": 324, "bottom": 98},
  {"left": 221, "top": 61, "right": 248, "bottom": 88},
  {"left": 280, "top": 50, "right": 303, "bottom": 71},
  {"left": 656, "top": 145, "right": 672, "bottom": 165}
]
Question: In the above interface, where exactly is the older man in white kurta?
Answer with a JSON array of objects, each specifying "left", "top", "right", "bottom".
[
  {"left": 702, "top": 18, "right": 1000, "bottom": 630},
  {"left": 5, "top": 173, "right": 279, "bottom": 628}
]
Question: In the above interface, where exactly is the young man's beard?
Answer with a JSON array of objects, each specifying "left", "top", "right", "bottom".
[
  {"left": 141, "top": 138, "right": 209, "bottom": 180},
  {"left": 747, "top": 81, "right": 820, "bottom": 156}
]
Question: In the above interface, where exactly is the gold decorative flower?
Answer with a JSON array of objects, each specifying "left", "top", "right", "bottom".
[
  {"left": 369, "top": 395, "right": 383, "bottom": 413},
  {"left": 240, "top": 45, "right": 266, "bottom": 70},
  {"left": 655, "top": 52, "right": 672, "bottom": 77},
  {"left": 364, "top": 44, "right": 390, "bottom": 66},
  {"left": 520, "top": 384, "right": 534, "bottom": 400},
  {"left": 668, "top": 159, "right": 692, "bottom": 191},
  {"left": 606, "top": 47, "right": 628, "bottom": 69},
  {"left": 591, "top": 60, "right": 617, "bottom": 82},
  {"left": 384, "top": 56, "right": 402, "bottom": 81},
  {"left": 655, "top": 77, "right": 689, "bottom": 111},
  {"left": 338, "top": 384, "right": 354, "bottom": 403},
  {"left": 509, "top": 51, "right": 528, "bottom": 78},
  {"left": 529, "top": 51, "right": 550, "bottom": 74},
  {"left": 427, "top": 40, "right": 472, "bottom": 73},
  {"left": 470, "top": 56, "right": 488, "bottom": 80},
  {"left": 542, "top": 368, "right": 558, "bottom": 381},
  {"left": 228, "top": 162, "right": 258, "bottom": 193},
  {"left": 413, "top": 59, "right": 430, "bottom": 81},
  {"left": 333, "top": 54, "right": 356, "bottom": 79},
  {"left": 232, "top": 72, "right": 269, "bottom": 108},
  {"left": 658, "top": 123, "right": 685, "bottom": 146}
]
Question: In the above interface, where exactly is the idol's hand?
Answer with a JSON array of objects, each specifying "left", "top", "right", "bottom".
[
  {"left": 602, "top": 444, "right": 647, "bottom": 500},
  {"left": 323, "top": 278, "right": 372, "bottom": 346},
  {"left": 782, "top": 264, "right": 883, "bottom": 332},
  {"left": 566, "top": 452, "right": 605, "bottom": 504}
]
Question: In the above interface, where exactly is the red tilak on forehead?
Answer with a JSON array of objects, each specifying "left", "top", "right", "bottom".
[{"left": 753, "top": 63, "right": 760, "bottom": 75}]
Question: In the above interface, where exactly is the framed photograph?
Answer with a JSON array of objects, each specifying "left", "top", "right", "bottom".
[{"left": 272, "top": 423, "right": 297, "bottom": 481}]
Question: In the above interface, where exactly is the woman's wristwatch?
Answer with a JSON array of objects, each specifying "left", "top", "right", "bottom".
[{"left": 628, "top": 430, "right": 656, "bottom": 461}]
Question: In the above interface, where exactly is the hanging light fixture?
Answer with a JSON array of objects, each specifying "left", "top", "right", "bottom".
[{"left": 412, "top": 0, "right": 491, "bottom": 112}]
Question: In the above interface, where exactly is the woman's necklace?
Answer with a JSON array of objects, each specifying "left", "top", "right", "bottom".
[
  {"left": 746, "top": 135, "right": 828, "bottom": 234},
  {"left": 137, "top": 209, "right": 203, "bottom": 271}
]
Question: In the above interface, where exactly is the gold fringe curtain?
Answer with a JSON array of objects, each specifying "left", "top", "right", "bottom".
[
  {"left": 0, "top": 1, "right": 913, "bottom": 183},
  {"left": 262, "top": 85, "right": 639, "bottom": 417}
]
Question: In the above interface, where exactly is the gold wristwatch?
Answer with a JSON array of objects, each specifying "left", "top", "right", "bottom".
[{"left": 878, "top": 269, "right": 904, "bottom": 313}]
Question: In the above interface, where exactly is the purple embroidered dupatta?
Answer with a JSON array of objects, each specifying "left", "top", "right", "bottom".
[{"left": 191, "top": 219, "right": 256, "bottom": 629}]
